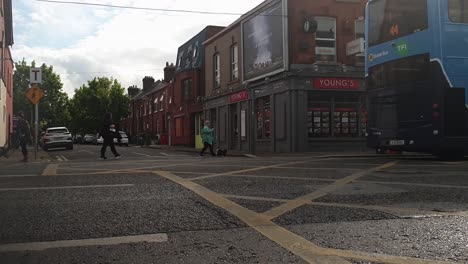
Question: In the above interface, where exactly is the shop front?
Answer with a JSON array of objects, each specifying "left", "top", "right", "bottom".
[
  {"left": 303, "top": 76, "right": 366, "bottom": 149},
  {"left": 203, "top": 89, "right": 251, "bottom": 152}
]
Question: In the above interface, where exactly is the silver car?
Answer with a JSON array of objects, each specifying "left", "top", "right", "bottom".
[{"left": 42, "top": 127, "right": 73, "bottom": 151}]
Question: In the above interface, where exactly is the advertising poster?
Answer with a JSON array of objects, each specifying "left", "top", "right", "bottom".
[{"left": 243, "top": 1, "right": 285, "bottom": 81}]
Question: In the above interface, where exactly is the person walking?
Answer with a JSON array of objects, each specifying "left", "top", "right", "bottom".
[
  {"left": 16, "top": 111, "right": 32, "bottom": 162},
  {"left": 99, "top": 113, "right": 121, "bottom": 160},
  {"left": 200, "top": 120, "right": 216, "bottom": 157}
]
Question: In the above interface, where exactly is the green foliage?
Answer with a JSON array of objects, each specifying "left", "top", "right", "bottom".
[
  {"left": 13, "top": 59, "right": 71, "bottom": 130},
  {"left": 69, "top": 77, "right": 129, "bottom": 134},
  {"left": 14, "top": 59, "right": 129, "bottom": 134}
]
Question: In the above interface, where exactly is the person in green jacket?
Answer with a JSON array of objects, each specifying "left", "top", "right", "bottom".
[{"left": 200, "top": 120, "right": 216, "bottom": 156}]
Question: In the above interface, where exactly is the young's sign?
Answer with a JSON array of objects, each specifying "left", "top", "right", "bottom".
[{"left": 314, "top": 78, "right": 360, "bottom": 90}]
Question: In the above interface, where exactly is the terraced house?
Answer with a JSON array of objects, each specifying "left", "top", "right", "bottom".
[{"left": 0, "top": 0, "right": 13, "bottom": 150}]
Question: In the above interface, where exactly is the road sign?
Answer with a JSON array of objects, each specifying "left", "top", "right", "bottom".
[
  {"left": 25, "top": 84, "right": 44, "bottom": 105},
  {"left": 30, "top": 68, "right": 42, "bottom": 84}
]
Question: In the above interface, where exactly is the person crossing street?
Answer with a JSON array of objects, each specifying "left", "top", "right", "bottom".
[
  {"left": 99, "top": 113, "right": 121, "bottom": 160},
  {"left": 199, "top": 120, "right": 216, "bottom": 157}
]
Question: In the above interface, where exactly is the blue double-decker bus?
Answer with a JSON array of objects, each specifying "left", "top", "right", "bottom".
[{"left": 365, "top": 0, "right": 468, "bottom": 156}]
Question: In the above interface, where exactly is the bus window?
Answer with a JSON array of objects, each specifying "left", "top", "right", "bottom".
[
  {"left": 448, "top": 0, "right": 468, "bottom": 23},
  {"left": 368, "top": 54, "right": 430, "bottom": 90},
  {"left": 368, "top": 0, "right": 428, "bottom": 47}
]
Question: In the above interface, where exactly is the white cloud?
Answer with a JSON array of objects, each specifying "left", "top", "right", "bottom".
[{"left": 12, "top": 0, "right": 265, "bottom": 96}]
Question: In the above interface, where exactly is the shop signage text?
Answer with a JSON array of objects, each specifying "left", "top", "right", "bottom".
[
  {"left": 314, "top": 78, "right": 360, "bottom": 90},
  {"left": 230, "top": 90, "right": 249, "bottom": 103}
]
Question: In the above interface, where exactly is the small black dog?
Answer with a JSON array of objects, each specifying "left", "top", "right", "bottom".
[{"left": 216, "top": 149, "right": 228, "bottom": 157}]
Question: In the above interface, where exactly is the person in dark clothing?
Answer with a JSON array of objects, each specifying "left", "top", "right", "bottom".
[
  {"left": 16, "top": 111, "right": 31, "bottom": 162},
  {"left": 99, "top": 113, "right": 121, "bottom": 160}
]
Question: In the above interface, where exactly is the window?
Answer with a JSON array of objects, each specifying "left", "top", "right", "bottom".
[
  {"left": 160, "top": 95, "right": 165, "bottom": 111},
  {"left": 154, "top": 98, "right": 159, "bottom": 112},
  {"left": 315, "top": 17, "right": 336, "bottom": 62},
  {"left": 213, "top": 53, "right": 220, "bottom": 88},
  {"left": 355, "top": 19, "right": 365, "bottom": 65},
  {"left": 368, "top": 0, "right": 428, "bottom": 47},
  {"left": 182, "top": 78, "right": 192, "bottom": 100},
  {"left": 449, "top": 0, "right": 468, "bottom": 23},
  {"left": 355, "top": 19, "right": 365, "bottom": 40},
  {"left": 368, "top": 53, "right": 430, "bottom": 90},
  {"left": 230, "top": 44, "right": 239, "bottom": 81},
  {"left": 256, "top": 97, "right": 271, "bottom": 139}
]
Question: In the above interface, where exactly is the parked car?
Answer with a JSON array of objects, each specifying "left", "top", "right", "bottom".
[
  {"left": 96, "top": 131, "right": 128, "bottom": 146},
  {"left": 73, "top": 134, "right": 83, "bottom": 144},
  {"left": 115, "top": 131, "right": 129, "bottom": 146},
  {"left": 42, "top": 127, "right": 73, "bottom": 151},
  {"left": 82, "top": 134, "right": 97, "bottom": 144},
  {"left": 96, "top": 134, "right": 103, "bottom": 145}
]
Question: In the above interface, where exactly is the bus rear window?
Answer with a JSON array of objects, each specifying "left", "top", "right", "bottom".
[
  {"left": 368, "top": 0, "right": 428, "bottom": 47},
  {"left": 449, "top": 0, "right": 468, "bottom": 23},
  {"left": 368, "top": 54, "right": 430, "bottom": 90}
]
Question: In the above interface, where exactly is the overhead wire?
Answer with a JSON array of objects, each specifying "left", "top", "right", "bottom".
[{"left": 35, "top": 0, "right": 245, "bottom": 16}]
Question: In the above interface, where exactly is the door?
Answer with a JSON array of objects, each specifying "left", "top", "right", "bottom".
[{"left": 231, "top": 104, "right": 238, "bottom": 150}]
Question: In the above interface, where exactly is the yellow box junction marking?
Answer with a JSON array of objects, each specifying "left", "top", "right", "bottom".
[
  {"left": 41, "top": 164, "right": 59, "bottom": 176},
  {"left": 154, "top": 169, "right": 452, "bottom": 264},
  {"left": 263, "top": 161, "right": 398, "bottom": 220}
]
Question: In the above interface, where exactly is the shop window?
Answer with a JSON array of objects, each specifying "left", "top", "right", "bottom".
[
  {"left": 182, "top": 78, "right": 192, "bottom": 100},
  {"left": 213, "top": 53, "right": 220, "bottom": 88},
  {"left": 334, "top": 107, "right": 359, "bottom": 136},
  {"left": 307, "top": 106, "right": 331, "bottom": 137},
  {"left": 315, "top": 17, "right": 336, "bottom": 62},
  {"left": 256, "top": 97, "right": 271, "bottom": 139},
  {"left": 175, "top": 117, "right": 183, "bottom": 138},
  {"left": 231, "top": 44, "right": 239, "bottom": 81}
]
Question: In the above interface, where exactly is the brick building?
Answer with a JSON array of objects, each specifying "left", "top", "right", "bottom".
[
  {"left": 0, "top": 0, "right": 14, "bottom": 149},
  {"left": 169, "top": 26, "right": 224, "bottom": 147},
  {"left": 203, "top": 0, "right": 367, "bottom": 153},
  {"left": 121, "top": 63, "right": 175, "bottom": 144}
]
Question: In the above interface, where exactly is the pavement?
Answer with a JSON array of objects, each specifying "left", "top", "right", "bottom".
[{"left": 0, "top": 144, "right": 467, "bottom": 263}]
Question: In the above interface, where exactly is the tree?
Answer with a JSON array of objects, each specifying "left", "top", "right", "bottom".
[
  {"left": 69, "top": 77, "right": 129, "bottom": 134},
  {"left": 13, "top": 59, "right": 71, "bottom": 129}
]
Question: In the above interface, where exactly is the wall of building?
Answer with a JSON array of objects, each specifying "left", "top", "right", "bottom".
[
  {"left": 0, "top": 0, "right": 14, "bottom": 148},
  {"left": 288, "top": 0, "right": 366, "bottom": 65},
  {"left": 204, "top": 24, "right": 243, "bottom": 98},
  {"left": 0, "top": 80, "right": 6, "bottom": 147}
]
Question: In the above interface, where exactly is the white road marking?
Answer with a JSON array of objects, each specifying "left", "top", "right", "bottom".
[
  {"left": 56, "top": 156, "right": 63, "bottom": 162},
  {"left": 61, "top": 156, "right": 69, "bottom": 161},
  {"left": 79, "top": 150, "right": 94, "bottom": 154},
  {"left": 0, "top": 233, "right": 168, "bottom": 252},
  {"left": 160, "top": 152, "right": 170, "bottom": 156},
  {"left": 0, "top": 184, "right": 134, "bottom": 192},
  {"left": 134, "top": 152, "right": 152, "bottom": 157},
  {"left": 0, "top": 174, "right": 38, "bottom": 178}
]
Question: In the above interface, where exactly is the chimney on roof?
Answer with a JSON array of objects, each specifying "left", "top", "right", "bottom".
[
  {"left": 127, "top": 85, "right": 140, "bottom": 98},
  {"left": 142, "top": 76, "right": 155, "bottom": 91},
  {"left": 164, "top": 62, "right": 176, "bottom": 83}
]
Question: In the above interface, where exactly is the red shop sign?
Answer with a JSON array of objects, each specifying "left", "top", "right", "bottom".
[
  {"left": 230, "top": 90, "right": 249, "bottom": 103},
  {"left": 314, "top": 78, "right": 360, "bottom": 90}
]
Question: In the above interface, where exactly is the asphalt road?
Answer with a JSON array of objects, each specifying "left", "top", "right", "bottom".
[{"left": 0, "top": 144, "right": 467, "bottom": 264}]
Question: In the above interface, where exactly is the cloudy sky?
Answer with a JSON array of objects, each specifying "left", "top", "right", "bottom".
[{"left": 13, "top": 0, "right": 264, "bottom": 96}]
